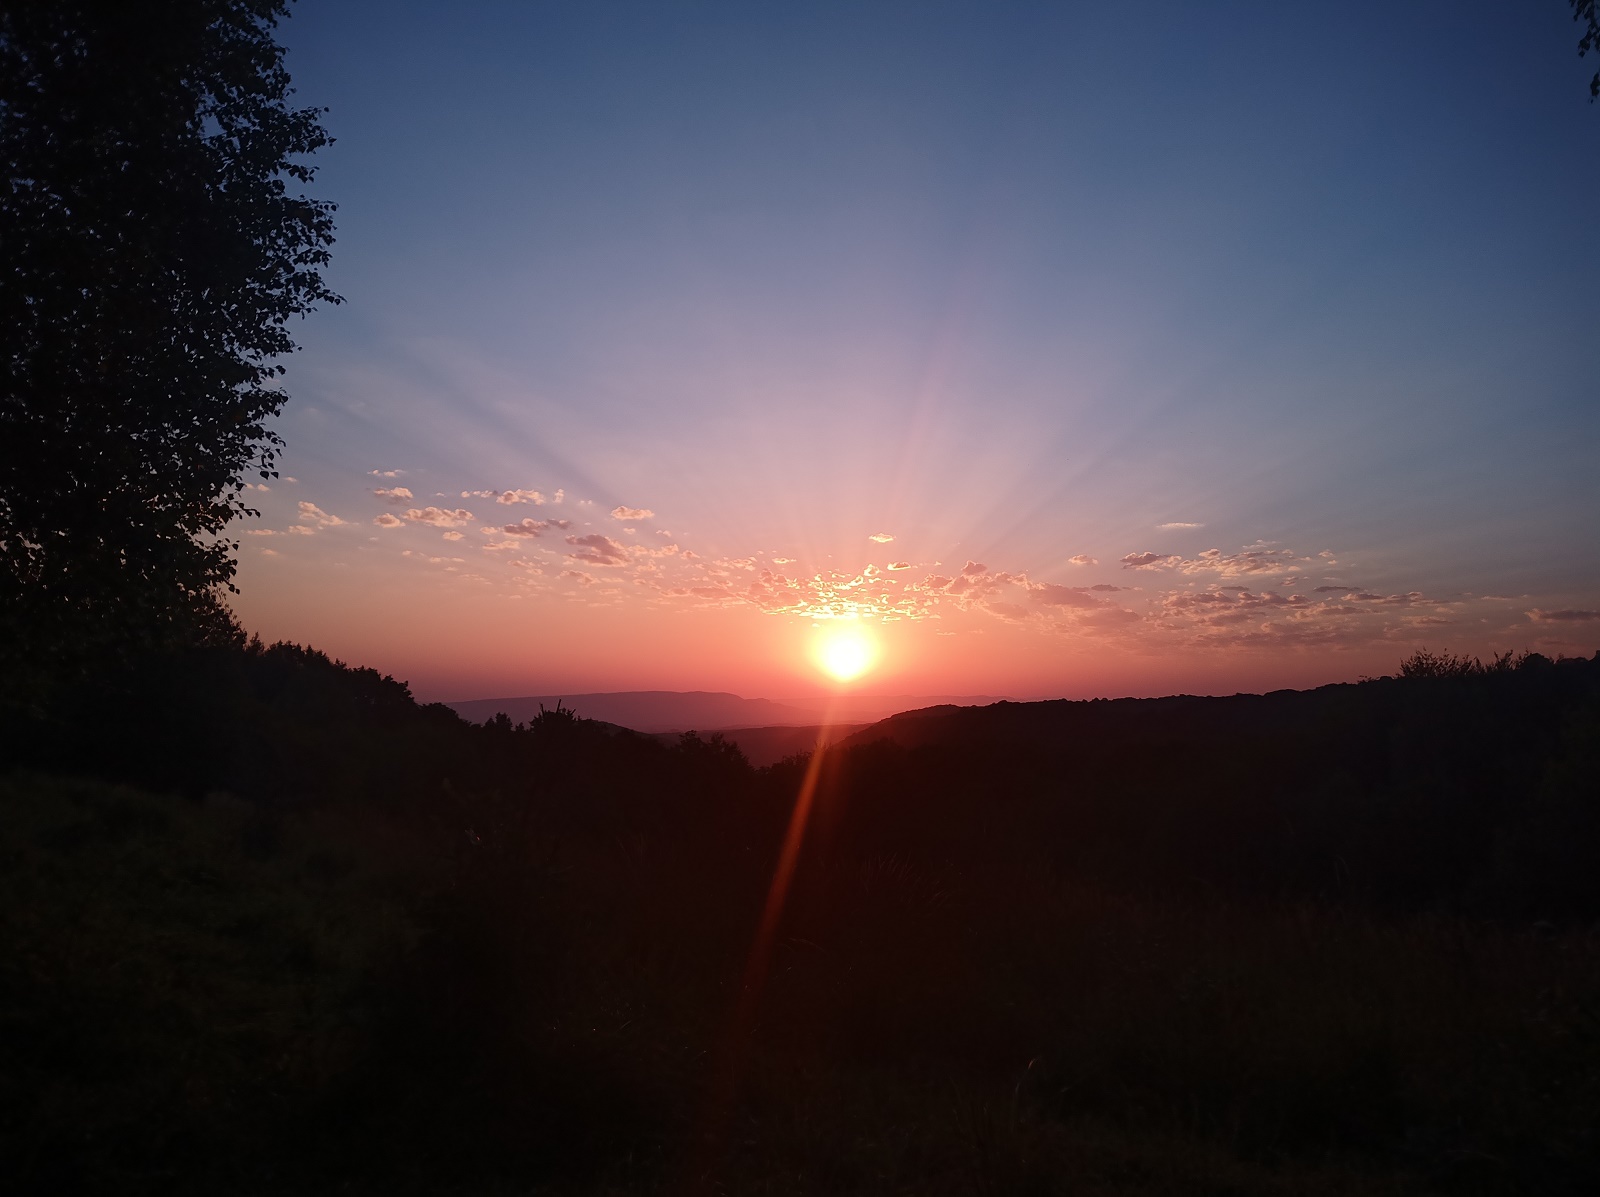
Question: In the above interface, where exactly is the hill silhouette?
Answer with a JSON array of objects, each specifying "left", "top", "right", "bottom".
[
  {"left": 5, "top": 641, "right": 1599, "bottom": 1193},
  {"left": 446, "top": 689, "right": 1009, "bottom": 732}
]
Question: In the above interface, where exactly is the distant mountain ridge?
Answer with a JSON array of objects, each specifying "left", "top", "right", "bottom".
[{"left": 445, "top": 690, "right": 1009, "bottom": 733}]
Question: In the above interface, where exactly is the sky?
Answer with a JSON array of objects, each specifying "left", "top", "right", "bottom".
[{"left": 234, "top": 1, "right": 1600, "bottom": 704}]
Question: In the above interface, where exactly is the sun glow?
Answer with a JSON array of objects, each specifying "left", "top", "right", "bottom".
[{"left": 813, "top": 621, "right": 877, "bottom": 683}]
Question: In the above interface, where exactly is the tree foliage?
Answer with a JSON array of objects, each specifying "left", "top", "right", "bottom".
[
  {"left": 0, "top": 0, "right": 336, "bottom": 678},
  {"left": 1576, "top": 0, "right": 1600, "bottom": 99}
]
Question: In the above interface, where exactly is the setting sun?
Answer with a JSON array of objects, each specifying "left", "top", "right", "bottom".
[{"left": 813, "top": 622, "right": 877, "bottom": 683}]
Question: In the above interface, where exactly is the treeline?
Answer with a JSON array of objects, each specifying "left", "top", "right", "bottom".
[
  {"left": 817, "top": 649, "right": 1600, "bottom": 922},
  {"left": 3, "top": 642, "right": 1599, "bottom": 1194}
]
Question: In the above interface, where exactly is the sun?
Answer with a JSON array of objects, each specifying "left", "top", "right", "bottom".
[{"left": 813, "top": 621, "right": 878, "bottom": 683}]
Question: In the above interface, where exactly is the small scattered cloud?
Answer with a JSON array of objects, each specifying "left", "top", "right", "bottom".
[
  {"left": 961, "top": 561, "right": 987, "bottom": 576},
  {"left": 561, "top": 569, "right": 598, "bottom": 586},
  {"left": 285, "top": 524, "right": 314, "bottom": 535},
  {"left": 501, "top": 518, "right": 554, "bottom": 537},
  {"left": 1068, "top": 554, "right": 1097, "bottom": 566},
  {"left": 611, "top": 505, "right": 654, "bottom": 520},
  {"left": 373, "top": 513, "right": 403, "bottom": 528},
  {"left": 1157, "top": 522, "right": 1204, "bottom": 530},
  {"left": 1030, "top": 583, "right": 1111, "bottom": 610},
  {"left": 565, "top": 533, "right": 629, "bottom": 566},
  {"left": 245, "top": 528, "right": 277, "bottom": 537},
  {"left": 442, "top": 530, "right": 464, "bottom": 541},
  {"left": 869, "top": 532, "right": 895, "bottom": 543},
  {"left": 369, "top": 469, "right": 403, "bottom": 478},
  {"left": 296, "top": 501, "right": 345, "bottom": 529},
  {"left": 887, "top": 561, "right": 912, "bottom": 570},
  {"left": 1315, "top": 585, "right": 1357, "bottom": 593},
  {"left": 1121, "top": 551, "right": 1178, "bottom": 570},
  {"left": 403, "top": 506, "right": 474, "bottom": 527},
  {"left": 460, "top": 488, "right": 555, "bottom": 505},
  {"left": 373, "top": 486, "right": 413, "bottom": 504},
  {"left": 1527, "top": 608, "right": 1600, "bottom": 623},
  {"left": 1177, "top": 545, "right": 1306, "bottom": 577}
]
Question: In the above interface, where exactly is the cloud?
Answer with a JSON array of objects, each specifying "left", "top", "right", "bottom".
[
  {"left": 296, "top": 501, "right": 345, "bottom": 529},
  {"left": 373, "top": 486, "right": 413, "bottom": 504},
  {"left": 442, "top": 531, "right": 464, "bottom": 541},
  {"left": 887, "top": 561, "right": 912, "bottom": 570},
  {"left": 561, "top": 569, "right": 598, "bottom": 586},
  {"left": 1068, "top": 554, "right": 1097, "bottom": 566},
  {"left": 460, "top": 488, "right": 553, "bottom": 505},
  {"left": 960, "top": 561, "right": 987, "bottom": 576},
  {"left": 1315, "top": 585, "right": 1357, "bottom": 593},
  {"left": 372, "top": 513, "right": 403, "bottom": 528},
  {"left": 1030, "top": 583, "right": 1111, "bottom": 610},
  {"left": 502, "top": 518, "right": 552, "bottom": 537},
  {"left": 369, "top": 469, "right": 403, "bottom": 478},
  {"left": 498, "top": 489, "right": 547, "bottom": 505},
  {"left": 1176, "top": 545, "right": 1306, "bottom": 577},
  {"left": 403, "top": 506, "right": 474, "bottom": 527},
  {"left": 611, "top": 505, "right": 655, "bottom": 520},
  {"left": 1157, "top": 522, "right": 1204, "bottom": 530},
  {"left": 565, "top": 533, "right": 629, "bottom": 566},
  {"left": 1527, "top": 608, "right": 1600, "bottom": 622},
  {"left": 244, "top": 528, "right": 277, "bottom": 536},
  {"left": 286, "top": 524, "right": 314, "bottom": 535},
  {"left": 1121, "top": 551, "right": 1178, "bottom": 570},
  {"left": 869, "top": 532, "right": 895, "bottom": 543}
]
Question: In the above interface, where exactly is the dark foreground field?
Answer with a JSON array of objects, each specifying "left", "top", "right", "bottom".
[{"left": 4, "top": 644, "right": 1599, "bottom": 1195}]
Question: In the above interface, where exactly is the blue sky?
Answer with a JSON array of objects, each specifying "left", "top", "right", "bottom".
[{"left": 234, "top": 2, "right": 1600, "bottom": 700}]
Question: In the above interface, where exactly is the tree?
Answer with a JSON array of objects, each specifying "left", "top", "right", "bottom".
[
  {"left": 0, "top": 0, "right": 337, "bottom": 684},
  {"left": 1576, "top": 0, "right": 1600, "bottom": 99}
]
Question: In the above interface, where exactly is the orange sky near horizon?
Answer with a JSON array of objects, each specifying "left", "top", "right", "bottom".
[{"left": 229, "top": 475, "right": 1593, "bottom": 704}]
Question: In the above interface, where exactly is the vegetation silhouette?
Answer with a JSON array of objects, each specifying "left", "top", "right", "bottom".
[{"left": 4, "top": 642, "right": 1599, "bottom": 1194}]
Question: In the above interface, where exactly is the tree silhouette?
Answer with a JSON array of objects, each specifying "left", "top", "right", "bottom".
[
  {"left": 0, "top": 0, "right": 337, "bottom": 684},
  {"left": 1576, "top": 0, "right": 1599, "bottom": 99}
]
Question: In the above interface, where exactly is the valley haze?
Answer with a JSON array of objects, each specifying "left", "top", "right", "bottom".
[{"left": 445, "top": 689, "right": 1011, "bottom": 733}]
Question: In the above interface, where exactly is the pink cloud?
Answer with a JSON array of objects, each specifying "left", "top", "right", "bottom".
[
  {"left": 403, "top": 506, "right": 474, "bottom": 527},
  {"left": 502, "top": 518, "right": 552, "bottom": 537},
  {"left": 565, "top": 533, "right": 629, "bottom": 566},
  {"left": 296, "top": 501, "right": 345, "bottom": 529},
  {"left": 1121, "top": 551, "right": 1177, "bottom": 570},
  {"left": 1527, "top": 608, "right": 1600, "bottom": 622}
]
